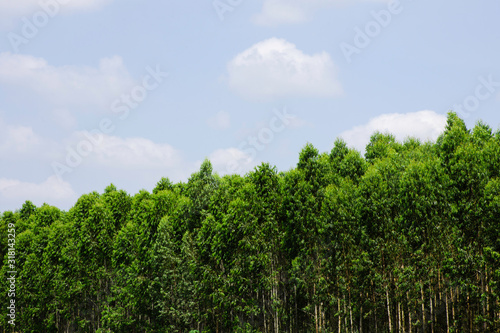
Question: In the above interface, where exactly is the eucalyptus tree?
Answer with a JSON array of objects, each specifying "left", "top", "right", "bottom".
[{"left": 1, "top": 112, "right": 500, "bottom": 332}]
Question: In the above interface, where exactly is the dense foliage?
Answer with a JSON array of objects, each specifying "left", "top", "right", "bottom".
[{"left": 2, "top": 112, "right": 500, "bottom": 332}]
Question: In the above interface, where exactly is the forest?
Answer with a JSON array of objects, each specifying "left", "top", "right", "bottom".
[{"left": 1, "top": 112, "right": 500, "bottom": 332}]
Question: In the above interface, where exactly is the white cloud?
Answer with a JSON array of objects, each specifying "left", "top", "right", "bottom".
[
  {"left": 0, "top": 0, "right": 113, "bottom": 27},
  {"left": 339, "top": 110, "right": 447, "bottom": 153},
  {"left": 68, "top": 132, "right": 183, "bottom": 170},
  {"left": 0, "top": 53, "right": 134, "bottom": 111},
  {"left": 207, "top": 111, "right": 231, "bottom": 130},
  {"left": 0, "top": 176, "right": 77, "bottom": 211},
  {"left": 0, "top": 124, "right": 41, "bottom": 154},
  {"left": 0, "top": 127, "right": 270, "bottom": 211},
  {"left": 52, "top": 109, "right": 77, "bottom": 130},
  {"left": 206, "top": 148, "right": 260, "bottom": 176},
  {"left": 227, "top": 38, "right": 342, "bottom": 100},
  {"left": 0, "top": 118, "right": 61, "bottom": 161},
  {"left": 253, "top": 0, "right": 390, "bottom": 26}
]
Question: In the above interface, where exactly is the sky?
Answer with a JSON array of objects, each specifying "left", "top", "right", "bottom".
[{"left": 0, "top": 0, "right": 499, "bottom": 211}]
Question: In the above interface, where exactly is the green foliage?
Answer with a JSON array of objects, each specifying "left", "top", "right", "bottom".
[
  {"left": 365, "top": 132, "right": 400, "bottom": 162},
  {"left": 2, "top": 113, "right": 500, "bottom": 332}
]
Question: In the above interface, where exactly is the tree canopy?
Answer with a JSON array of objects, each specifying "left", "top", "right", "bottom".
[{"left": 2, "top": 112, "right": 500, "bottom": 332}]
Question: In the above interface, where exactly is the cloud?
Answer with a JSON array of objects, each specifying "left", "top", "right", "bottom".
[
  {"left": 1, "top": 125, "right": 274, "bottom": 211},
  {"left": 0, "top": 0, "right": 113, "bottom": 27},
  {"left": 0, "top": 176, "right": 77, "bottom": 211},
  {"left": 207, "top": 111, "right": 231, "bottom": 130},
  {"left": 0, "top": 53, "right": 134, "bottom": 111},
  {"left": 253, "top": 0, "right": 390, "bottom": 26},
  {"left": 206, "top": 148, "right": 260, "bottom": 176},
  {"left": 0, "top": 123, "right": 41, "bottom": 154},
  {"left": 48, "top": 132, "right": 194, "bottom": 203},
  {"left": 66, "top": 132, "right": 184, "bottom": 170},
  {"left": 76, "top": 138, "right": 260, "bottom": 179},
  {"left": 227, "top": 38, "right": 342, "bottom": 100},
  {"left": 52, "top": 109, "right": 77, "bottom": 130},
  {"left": 0, "top": 118, "right": 62, "bottom": 162},
  {"left": 339, "top": 110, "right": 447, "bottom": 153},
  {"left": 0, "top": 118, "right": 60, "bottom": 159}
]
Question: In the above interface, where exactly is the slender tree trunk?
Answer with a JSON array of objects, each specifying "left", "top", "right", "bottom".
[
  {"left": 344, "top": 295, "right": 347, "bottom": 331},
  {"left": 407, "top": 291, "right": 412, "bottom": 333},
  {"left": 295, "top": 285, "right": 297, "bottom": 333},
  {"left": 275, "top": 277, "right": 279, "bottom": 333},
  {"left": 487, "top": 270, "right": 490, "bottom": 319},
  {"left": 319, "top": 302, "right": 322, "bottom": 333},
  {"left": 451, "top": 287, "right": 455, "bottom": 328},
  {"left": 263, "top": 291, "right": 267, "bottom": 333},
  {"left": 467, "top": 291, "right": 472, "bottom": 332},
  {"left": 338, "top": 297, "right": 341, "bottom": 333},
  {"left": 397, "top": 301, "right": 401, "bottom": 333},
  {"left": 374, "top": 289, "right": 378, "bottom": 333},
  {"left": 432, "top": 292, "right": 441, "bottom": 330},
  {"left": 386, "top": 286, "right": 392, "bottom": 333},
  {"left": 349, "top": 288, "right": 353, "bottom": 333},
  {"left": 401, "top": 303, "right": 405, "bottom": 333},
  {"left": 421, "top": 283, "right": 426, "bottom": 333},
  {"left": 360, "top": 302, "right": 363, "bottom": 333},
  {"left": 430, "top": 290, "right": 434, "bottom": 333},
  {"left": 408, "top": 309, "right": 412, "bottom": 333},
  {"left": 445, "top": 289, "right": 450, "bottom": 333},
  {"left": 319, "top": 302, "right": 323, "bottom": 333},
  {"left": 482, "top": 268, "right": 487, "bottom": 332},
  {"left": 486, "top": 270, "right": 491, "bottom": 327},
  {"left": 315, "top": 302, "right": 318, "bottom": 333},
  {"left": 285, "top": 288, "right": 289, "bottom": 333},
  {"left": 314, "top": 283, "right": 318, "bottom": 333}
]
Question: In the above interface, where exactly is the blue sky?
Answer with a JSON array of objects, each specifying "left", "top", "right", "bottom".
[{"left": 1, "top": 0, "right": 499, "bottom": 211}]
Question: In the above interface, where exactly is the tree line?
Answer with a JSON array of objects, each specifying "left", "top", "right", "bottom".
[{"left": 1, "top": 112, "right": 500, "bottom": 332}]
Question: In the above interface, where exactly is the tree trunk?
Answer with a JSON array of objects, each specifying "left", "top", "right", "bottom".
[
  {"left": 397, "top": 301, "right": 401, "bottom": 333},
  {"left": 315, "top": 283, "right": 318, "bottom": 333},
  {"left": 421, "top": 283, "right": 426, "bottom": 333},
  {"left": 445, "top": 289, "right": 450, "bottom": 333},
  {"left": 275, "top": 278, "right": 279, "bottom": 333},
  {"left": 338, "top": 297, "right": 341, "bottom": 333},
  {"left": 386, "top": 286, "right": 392, "bottom": 333},
  {"left": 349, "top": 289, "right": 353, "bottom": 333},
  {"left": 467, "top": 291, "right": 473, "bottom": 332},
  {"left": 360, "top": 303, "right": 363, "bottom": 333},
  {"left": 374, "top": 290, "right": 378, "bottom": 333},
  {"left": 295, "top": 285, "right": 298, "bottom": 333},
  {"left": 482, "top": 268, "right": 487, "bottom": 332},
  {"left": 344, "top": 295, "right": 347, "bottom": 331},
  {"left": 451, "top": 287, "right": 455, "bottom": 328},
  {"left": 263, "top": 291, "right": 267, "bottom": 333},
  {"left": 401, "top": 302, "right": 405, "bottom": 333},
  {"left": 430, "top": 292, "right": 434, "bottom": 333},
  {"left": 407, "top": 291, "right": 412, "bottom": 333}
]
